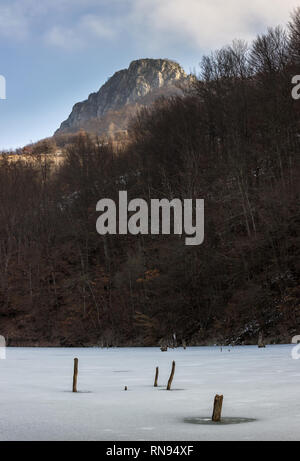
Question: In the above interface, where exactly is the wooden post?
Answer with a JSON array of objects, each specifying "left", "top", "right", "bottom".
[
  {"left": 73, "top": 358, "right": 78, "bottom": 393},
  {"left": 212, "top": 394, "right": 223, "bottom": 422},
  {"left": 154, "top": 366, "right": 159, "bottom": 387},
  {"left": 167, "top": 361, "right": 176, "bottom": 390},
  {"left": 124, "top": 386, "right": 128, "bottom": 391},
  {"left": 258, "top": 331, "right": 265, "bottom": 348}
]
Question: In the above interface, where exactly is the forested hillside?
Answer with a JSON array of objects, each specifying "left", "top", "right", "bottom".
[{"left": 0, "top": 11, "right": 299, "bottom": 346}]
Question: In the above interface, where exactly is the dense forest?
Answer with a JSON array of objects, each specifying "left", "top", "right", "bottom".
[{"left": 0, "top": 10, "right": 299, "bottom": 347}]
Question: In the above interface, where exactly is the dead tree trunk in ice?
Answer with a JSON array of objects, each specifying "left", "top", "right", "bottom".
[
  {"left": 212, "top": 394, "right": 223, "bottom": 422},
  {"left": 73, "top": 358, "right": 78, "bottom": 393},
  {"left": 154, "top": 367, "right": 159, "bottom": 387},
  {"left": 167, "top": 361, "right": 176, "bottom": 390}
]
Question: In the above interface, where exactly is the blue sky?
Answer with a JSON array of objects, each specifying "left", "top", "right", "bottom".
[{"left": 0, "top": 0, "right": 298, "bottom": 150}]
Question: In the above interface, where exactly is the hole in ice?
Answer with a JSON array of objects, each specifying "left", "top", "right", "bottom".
[
  {"left": 159, "top": 388, "right": 186, "bottom": 391},
  {"left": 184, "top": 417, "right": 256, "bottom": 425},
  {"left": 63, "top": 390, "right": 92, "bottom": 394},
  {"left": 142, "top": 384, "right": 165, "bottom": 388},
  {"left": 113, "top": 370, "right": 131, "bottom": 373}
]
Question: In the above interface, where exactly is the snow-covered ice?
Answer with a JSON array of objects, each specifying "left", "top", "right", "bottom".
[{"left": 0, "top": 345, "right": 299, "bottom": 441}]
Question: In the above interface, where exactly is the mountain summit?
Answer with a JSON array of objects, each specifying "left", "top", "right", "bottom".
[{"left": 56, "top": 59, "right": 192, "bottom": 137}]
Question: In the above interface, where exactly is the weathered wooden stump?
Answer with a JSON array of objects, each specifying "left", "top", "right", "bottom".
[
  {"left": 212, "top": 394, "right": 223, "bottom": 422},
  {"left": 167, "top": 361, "right": 176, "bottom": 391},
  {"left": 72, "top": 358, "right": 78, "bottom": 393},
  {"left": 154, "top": 366, "right": 159, "bottom": 387}
]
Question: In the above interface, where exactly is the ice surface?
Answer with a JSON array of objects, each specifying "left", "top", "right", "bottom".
[{"left": 0, "top": 345, "right": 299, "bottom": 440}]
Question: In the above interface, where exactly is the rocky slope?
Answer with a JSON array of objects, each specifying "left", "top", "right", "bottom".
[{"left": 56, "top": 59, "right": 192, "bottom": 136}]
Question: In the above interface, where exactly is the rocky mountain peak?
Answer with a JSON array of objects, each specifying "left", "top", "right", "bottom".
[{"left": 56, "top": 58, "right": 191, "bottom": 136}]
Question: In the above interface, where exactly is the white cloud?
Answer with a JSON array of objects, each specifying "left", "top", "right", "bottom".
[
  {"left": 0, "top": 0, "right": 112, "bottom": 42},
  {"left": 0, "top": 0, "right": 299, "bottom": 51},
  {"left": 130, "top": 0, "right": 300, "bottom": 50},
  {"left": 45, "top": 15, "right": 116, "bottom": 50},
  {"left": 0, "top": 4, "right": 29, "bottom": 39},
  {"left": 45, "top": 26, "right": 85, "bottom": 51},
  {"left": 80, "top": 14, "right": 116, "bottom": 39}
]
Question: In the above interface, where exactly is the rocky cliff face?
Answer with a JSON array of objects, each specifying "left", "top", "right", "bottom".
[{"left": 56, "top": 59, "right": 192, "bottom": 136}]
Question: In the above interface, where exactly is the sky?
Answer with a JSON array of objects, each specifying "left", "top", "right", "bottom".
[{"left": 0, "top": 0, "right": 299, "bottom": 150}]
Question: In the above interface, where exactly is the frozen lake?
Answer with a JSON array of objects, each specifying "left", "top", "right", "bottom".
[{"left": 0, "top": 345, "right": 299, "bottom": 441}]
